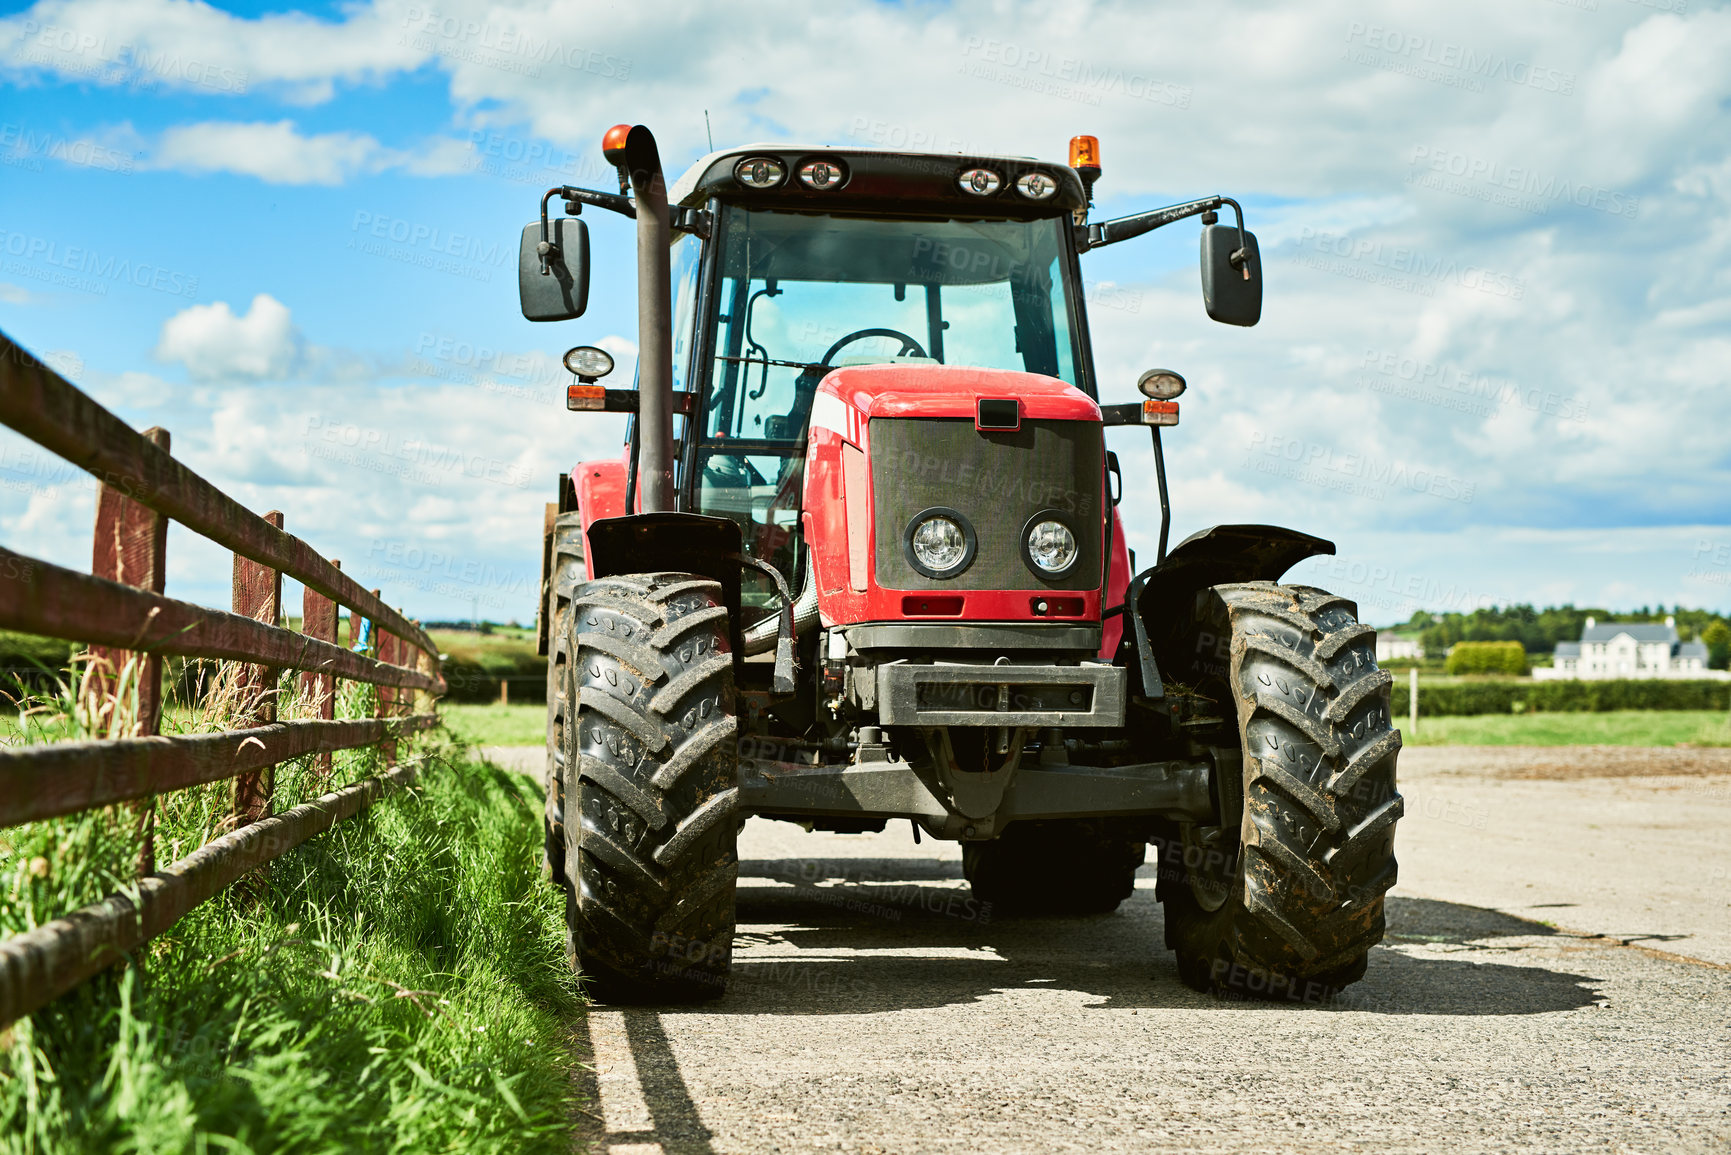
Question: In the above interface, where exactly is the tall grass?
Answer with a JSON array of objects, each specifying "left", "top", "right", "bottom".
[{"left": 0, "top": 652, "right": 581, "bottom": 1152}]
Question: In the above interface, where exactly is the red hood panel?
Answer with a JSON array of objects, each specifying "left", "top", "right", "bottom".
[{"left": 820, "top": 364, "right": 1100, "bottom": 422}]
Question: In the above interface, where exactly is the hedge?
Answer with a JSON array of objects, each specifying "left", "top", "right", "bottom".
[
  {"left": 1446, "top": 640, "right": 1528, "bottom": 676},
  {"left": 1391, "top": 678, "right": 1731, "bottom": 717}
]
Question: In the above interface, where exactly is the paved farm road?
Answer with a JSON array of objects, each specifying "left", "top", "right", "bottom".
[{"left": 479, "top": 746, "right": 1731, "bottom": 1153}]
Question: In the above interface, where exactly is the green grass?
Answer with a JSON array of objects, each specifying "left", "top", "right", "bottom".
[
  {"left": 1, "top": 741, "right": 582, "bottom": 1153},
  {"left": 1404, "top": 709, "right": 1731, "bottom": 746},
  {"left": 439, "top": 704, "right": 546, "bottom": 747},
  {"left": 0, "top": 658, "right": 582, "bottom": 1153}
]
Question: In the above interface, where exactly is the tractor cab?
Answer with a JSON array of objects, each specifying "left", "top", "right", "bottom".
[{"left": 666, "top": 149, "right": 1097, "bottom": 620}]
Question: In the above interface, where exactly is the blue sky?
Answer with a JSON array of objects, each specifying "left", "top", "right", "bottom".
[{"left": 1, "top": 0, "right": 1728, "bottom": 626}]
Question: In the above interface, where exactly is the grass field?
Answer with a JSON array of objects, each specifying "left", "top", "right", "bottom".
[
  {"left": 441, "top": 702, "right": 547, "bottom": 746},
  {"left": 1402, "top": 709, "right": 1731, "bottom": 747}
]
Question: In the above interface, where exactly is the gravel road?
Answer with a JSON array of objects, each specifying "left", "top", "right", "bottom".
[{"left": 476, "top": 745, "right": 1731, "bottom": 1153}]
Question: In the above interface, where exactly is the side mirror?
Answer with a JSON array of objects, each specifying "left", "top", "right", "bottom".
[
  {"left": 519, "top": 218, "right": 590, "bottom": 321},
  {"left": 1200, "top": 223, "right": 1261, "bottom": 327}
]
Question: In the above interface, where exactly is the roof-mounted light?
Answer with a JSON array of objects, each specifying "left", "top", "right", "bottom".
[
  {"left": 1068, "top": 135, "right": 1101, "bottom": 174},
  {"left": 958, "top": 168, "right": 1001, "bottom": 196},
  {"left": 798, "top": 158, "right": 846, "bottom": 190},
  {"left": 734, "top": 156, "right": 786, "bottom": 189},
  {"left": 1016, "top": 172, "right": 1058, "bottom": 200},
  {"left": 602, "top": 124, "right": 632, "bottom": 166}
]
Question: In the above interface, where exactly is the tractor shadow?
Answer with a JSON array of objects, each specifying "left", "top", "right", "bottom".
[{"left": 701, "top": 857, "right": 1609, "bottom": 1019}]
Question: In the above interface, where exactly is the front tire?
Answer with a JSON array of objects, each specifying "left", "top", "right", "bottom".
[
  {"left": 1158, "top": 582, "right": 1403, "bottom": 1000},
  {"left": 559, "top": 572, "right": 739, "bottom": 1002}
]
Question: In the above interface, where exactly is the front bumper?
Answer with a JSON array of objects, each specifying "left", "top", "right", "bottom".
[{"left": 875, "top": 661, "right": 1126, "bottom": 728}]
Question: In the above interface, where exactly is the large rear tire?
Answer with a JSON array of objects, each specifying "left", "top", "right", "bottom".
[
  {"left": 559, "top": 571, "right": 738, "bottom": 1002},
  {"left": 1157, "top": 582, "right": 1402, "bottom": 1000},
  {"left": 963, "top": 820, "right": 1144, "bottom": 915}
]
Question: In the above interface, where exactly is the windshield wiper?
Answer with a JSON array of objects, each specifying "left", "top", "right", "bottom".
[{"left": 714, "top": 354, "right": 827, "bottom": 372}]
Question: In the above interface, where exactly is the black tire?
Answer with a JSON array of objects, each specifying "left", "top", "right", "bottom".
[
  {"left": 1157, "top": 582, "right": 1402, "bottom": 1001},
  {"left": 963, "top": 820, "right": 1144, "bottom": 915},
  {"left": 559, "top": 571, "right": 738, "bottom": 1002},
  {"left": 543, "top": 512, "right": 585, "bottom": 886}
]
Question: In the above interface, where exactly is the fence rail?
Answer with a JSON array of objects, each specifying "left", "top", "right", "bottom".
[{"left": 0, "top": 330, "right": 447, "bottom": 1029}]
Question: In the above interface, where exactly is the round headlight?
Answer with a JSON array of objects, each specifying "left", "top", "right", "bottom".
[
  {"left": 1015, "top": 172, "right": 1058, "bottom": 200},
  {"left": 563, "top": 345, "right": 614, "bottom": 379},
  {"left": 904, "top": 507, "right": 976, "bottom": 579},
  {"left": 958, "top": 168, "right": 1001, "bottom": 196},
  {"left": 734, "top": 156, "right": 785, "bottom": 189},
  {"left": 1024, "top": 516, "right": 1079, "bottom": 577},
  {"left": 1137, "top": 369, "right": 1187, "bottom": 400},
  {"left": 798, "top": 158, "right": 846, "bottom": 190}
]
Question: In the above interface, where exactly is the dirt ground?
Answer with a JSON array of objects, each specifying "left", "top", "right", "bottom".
[{"left": 476, "top": 744, "right": 1731, "bottom": 1153}]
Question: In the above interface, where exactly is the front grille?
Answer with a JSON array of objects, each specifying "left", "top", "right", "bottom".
[{"left": 869, "top": 417, "right": 1103, "bottom": 591}]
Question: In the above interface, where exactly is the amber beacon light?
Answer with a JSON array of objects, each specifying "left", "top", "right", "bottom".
[
  {"left": 1069, "top": 134, "right": 1101, "bottom": 202},
  {"left": 602, "top": 123, "right": 633, "bottom": 164},
  {"left": 1068, "top": 135, "right": 1101, "bottom": 175}
]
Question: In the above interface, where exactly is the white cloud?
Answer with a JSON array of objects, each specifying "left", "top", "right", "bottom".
[
  {"left": 155, "top": 293, "right": 304, "bottom": 381},
  {"left": 0, "top": 0, "right": 421, "bottom": 102},
  {"left": 150, "top": 120, "right": 383, "bottom": 185}
]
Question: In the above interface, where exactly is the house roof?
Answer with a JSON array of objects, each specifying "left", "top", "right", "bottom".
[
  {"left": 1679, "top": 641, "right": 1709, "bottom": 660},
  {"left": 1580, "top": 622, "right": 1678, "bottom": 644},
  {"left": 1555, "top": 642, "right": 1581, "bottom": 658}
]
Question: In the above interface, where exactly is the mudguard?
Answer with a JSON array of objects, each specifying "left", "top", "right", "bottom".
[
  {"left": 1127, "top": 524, "right": 1335, "bottom": 697},
  {"left": 586, "top": 512, "right": 745, "bottom": 659}
]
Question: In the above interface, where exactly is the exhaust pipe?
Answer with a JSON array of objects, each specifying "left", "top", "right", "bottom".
[{"left": 605, "top": 125, "right": 674, "bottom": 513}]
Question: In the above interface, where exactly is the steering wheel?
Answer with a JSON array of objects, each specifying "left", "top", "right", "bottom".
[{"left": 820, "top": 327, "right": 929, "bottom": 366}]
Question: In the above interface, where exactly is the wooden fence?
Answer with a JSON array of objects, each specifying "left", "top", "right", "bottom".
[{"left": 0, "top": 331, "right": 446, "bottom": 1028}]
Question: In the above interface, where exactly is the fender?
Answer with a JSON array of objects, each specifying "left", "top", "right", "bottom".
[
  {"left": 586, "top": 512, "right": 745, "bottom": 659},
  {"left": 1127, "top": 524, "right": 1335, "bottom": 697},
  {"left": 574, "top": 458, "right": 628, "bottom": 575}
]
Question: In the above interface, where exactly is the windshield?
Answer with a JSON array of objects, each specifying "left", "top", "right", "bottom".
[{"left": 704, "top": 207, "right": 1079, "bottom": 444}]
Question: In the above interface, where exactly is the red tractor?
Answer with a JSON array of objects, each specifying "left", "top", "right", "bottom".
[{"left": 522, "top": 126, "right": 1403, "bottom": 1004}]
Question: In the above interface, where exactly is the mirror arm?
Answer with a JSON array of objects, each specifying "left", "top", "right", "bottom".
[
  {"left": 538, "top": 184, "right": 637, "bottom": 274},
  {"left": 1217, "top": 196, "right": 1251, "bottom": 274},
  {"left": 1079, "top": 194, "right": 1250, "bottom": 255}
]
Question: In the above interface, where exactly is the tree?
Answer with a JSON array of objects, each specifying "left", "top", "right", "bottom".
[{"left": 1705, "top": 621, "right": 1731, "bottom": 671}]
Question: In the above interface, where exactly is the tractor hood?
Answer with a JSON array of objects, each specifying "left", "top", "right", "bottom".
[{"left": 811, "top": 364, "right": 1100, "bottom": 433}]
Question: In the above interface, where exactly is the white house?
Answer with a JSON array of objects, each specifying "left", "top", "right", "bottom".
[
  {"left": 1535, "top": 616, "right": 1727, "bottom": 680},
  {"left": 1375, "top": 635, "right": 1424, "bottom": 663}
]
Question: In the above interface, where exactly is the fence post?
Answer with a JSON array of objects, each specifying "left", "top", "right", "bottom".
[
  {"left": 373, "top": 588, "right": 397, "bottom": 768},
  {"left": 301, "top": 558, "right": 339, "bottom": 785},
  {"left": 382, "top": 631, "right": 401, "bottom": 767},
  {"left": 90, "top": 425, "right": 170, "bottom": 875},
  {"left": 232, "top": 510, "right": 284, "bottom": 828},
  {"left": 1409, "top": 666, "right": 1419, "bottom": 737},
  {"left": 413, "top": 625, "right": 436, "bottom": 718}
]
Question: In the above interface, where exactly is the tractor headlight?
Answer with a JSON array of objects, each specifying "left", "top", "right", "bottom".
[
  {"left": 734, "top": 156, "right": 786, "bottom": 189},
  {"left": 1023, "top": 515, "right": 1079, "bottom": 577},
  {"left": 1015, "top": 171, "right": 1058, "bottom": 200},
  {"left": 904, "top": 508, "right": 976, "bottom": 579}
]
